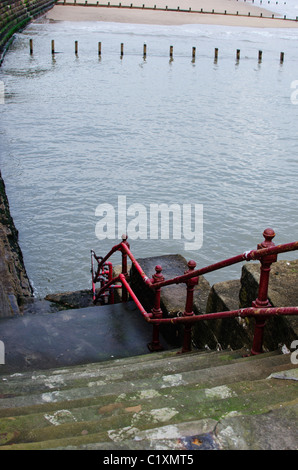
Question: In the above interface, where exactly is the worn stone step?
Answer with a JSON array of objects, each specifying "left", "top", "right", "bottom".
[
  {"left": 0, "top": 345, "right": 296, "bottom": 450},
  {"left": 0, "top": 348, "right": 279, "bottom": 398},
  {"left": 0, "top": 346, "right": 291, "bottom": 414},
  {"left": 0, "top": 347, "right": 246, "bottom": 390},
  {"left": 71, "top": 402, "right": 298, "bottom": 451},
  {"left": 0, "top": 350, "right": 294, "bottom": 413},
  {"left": 0, "top": 373, "right": 296, "bottom": 450},
  {"left": 0, "top": 368, "right": 296, "bottom": 442}
]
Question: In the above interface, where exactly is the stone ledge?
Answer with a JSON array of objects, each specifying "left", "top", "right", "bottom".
[
  {"left": 193, "top": 279, "right": 249, "bottom": 351},
  {"left": 129, "top": 254, "right": 212, "bottom": 348},
  {"left": 44, "top": 289, "right": 95, "bottom": 310},
  {"left": 239, "top": 260, "right": 298, "bottom": 350},
  {"left": 130, "top": 254, "right": 211, "bottom": 317}
]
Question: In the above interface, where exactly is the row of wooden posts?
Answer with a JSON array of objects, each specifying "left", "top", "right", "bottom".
[
  {"left": 57, "top": 1, "right": 298, "bottom": 21},
  {"left": 29, "top": 39, "right": 285, "bottom": 63}
]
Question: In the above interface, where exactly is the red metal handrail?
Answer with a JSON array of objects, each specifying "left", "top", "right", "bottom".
[
  {"left": 91, "top": 229, "right": 298, "bottom": 355},
  {"left": 147, "top": 241, "right": 298, "bottom": 289}
]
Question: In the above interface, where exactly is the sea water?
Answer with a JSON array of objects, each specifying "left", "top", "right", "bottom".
[{"left": 0, "top": 8, "right": 298, "bottom": 297}]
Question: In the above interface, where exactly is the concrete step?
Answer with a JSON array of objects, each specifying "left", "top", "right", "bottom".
[
  {"left": 0, "top": 301, "right": 173, "bottom": 374},
  {"left": 0, "top": 347, "right": 297, "bottom": 450}
]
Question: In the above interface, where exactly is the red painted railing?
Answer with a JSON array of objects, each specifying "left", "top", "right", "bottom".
[{"left": 91, "top": 228, "right": 298, "bottom": 355}]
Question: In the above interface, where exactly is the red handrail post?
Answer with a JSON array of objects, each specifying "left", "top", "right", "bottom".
[
  {"left": 179, "top": 260, "right": 199, "bottom": 353},
  {"left": 107, "top": 261, "right": 114, "bottom": 304},
  {"left": 251, "top": 228, "right": 278, "bottom": 355},
  {"left": 148, "top": 265, "right": 165, "bottom": 352},
  {"left": 121, "top": 234, "right": 130, "bottom": 302}
]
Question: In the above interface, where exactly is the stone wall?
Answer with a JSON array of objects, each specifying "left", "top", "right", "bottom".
[
  {"left": 0, "top": 0, "right": 55, "bottom": 64},
  {"left": 0, "top": 172, "right": 33, "bottom": 317},
  {"left": 0, "top": 1, "right": 56, "bottom": 315},
  {"left": 194, "top": 260, "right": 298, "bottom": 351}
]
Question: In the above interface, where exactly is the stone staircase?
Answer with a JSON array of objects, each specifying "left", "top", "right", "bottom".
[
  {"left": 0, "top": 331, "right": 297, "bottom": 450},
  {"left": 0, "top": 252, "right": 297, "bottom": 451}
]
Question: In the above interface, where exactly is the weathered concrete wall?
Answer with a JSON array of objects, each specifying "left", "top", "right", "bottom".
[
  {"left": 196, "top": 260, "right": 298, "bottom": 351},
  {"left": 239, "top": 260, "right": 298, "bottom": 350},
  {"left": 0, "top": 0, "right": 55, "bottom": 64},
  {"left": 0, "top": 171, "right": 33, "bottom": 317}
]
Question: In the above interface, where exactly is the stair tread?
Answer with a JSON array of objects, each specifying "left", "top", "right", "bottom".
[
  {"left": 0, "top": 384, "right": 297, "bottom": 450},
  {"left": 0, "top": 350, "right": 295, "bottom": 408},
  {"left": 0, "top": 345, "right": 296, "bottom": 450}
]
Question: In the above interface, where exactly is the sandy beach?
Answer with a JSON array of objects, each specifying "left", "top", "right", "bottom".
[{"left": 44, "top": 0, "right": 298, "bottom": 28}]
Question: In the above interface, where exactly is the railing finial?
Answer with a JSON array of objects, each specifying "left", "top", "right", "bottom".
[
  {"left": 152, "top": 265, "right": 163, "bottom": 283},
  {"left": 261, "top": 227, "right": 275, "bottom": 246}
]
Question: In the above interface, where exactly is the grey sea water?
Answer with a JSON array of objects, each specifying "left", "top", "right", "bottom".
[{"left": 0, "top": 18, "right": 297, "bottom": 297}]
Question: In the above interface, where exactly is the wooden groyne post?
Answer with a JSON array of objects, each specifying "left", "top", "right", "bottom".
[
  {"left": 280, "top": 52, "right": 284, "bottom": 63},
  {"left": 258, "top": 50, "right": 262, "bottom": 62},
  {"left": 192, "top": 46, "right": 196, "bottom": 61}
]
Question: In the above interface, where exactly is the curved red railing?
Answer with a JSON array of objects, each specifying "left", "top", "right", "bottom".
[{"left": 91, "top": 228, "right": 298, "bottom": 355}]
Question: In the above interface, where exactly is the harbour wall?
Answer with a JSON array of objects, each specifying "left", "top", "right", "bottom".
[
  {"left": 0, "top": 172, "right": 33, "bottom": 317},
  {"left": 0, "top": 1, "right": 56, "bottom": 316},
  {"left": 0, "top": 0, "right": 56, "bottom": 65}
]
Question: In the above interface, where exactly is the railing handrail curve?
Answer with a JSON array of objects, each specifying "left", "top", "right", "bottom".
[{"left": 93, "top": 239, "right": 298, "bottom": 290}]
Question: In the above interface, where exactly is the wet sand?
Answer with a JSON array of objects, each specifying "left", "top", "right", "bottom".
[{"left": 44, "top": 0, "right": 298, "bottom": 28}]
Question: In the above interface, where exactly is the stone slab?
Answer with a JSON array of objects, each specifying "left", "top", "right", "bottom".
[
  {"left": 215, "top": 403, "right": 298, "bottom": 450},
  {"left": 130, "top": 254, "right": 211, "bottom": 317},
  {"left": 240, "top": 260, "right": 298, "bottom": 349},
  {"left": 194, "top": 279, "right": 250, "bottom": 350},
  {"left": 129, "top": 254, "right": 212, "bottom": 347},
  {"left": 44, "top": 289, "right": 95, "bottom": 310}
]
